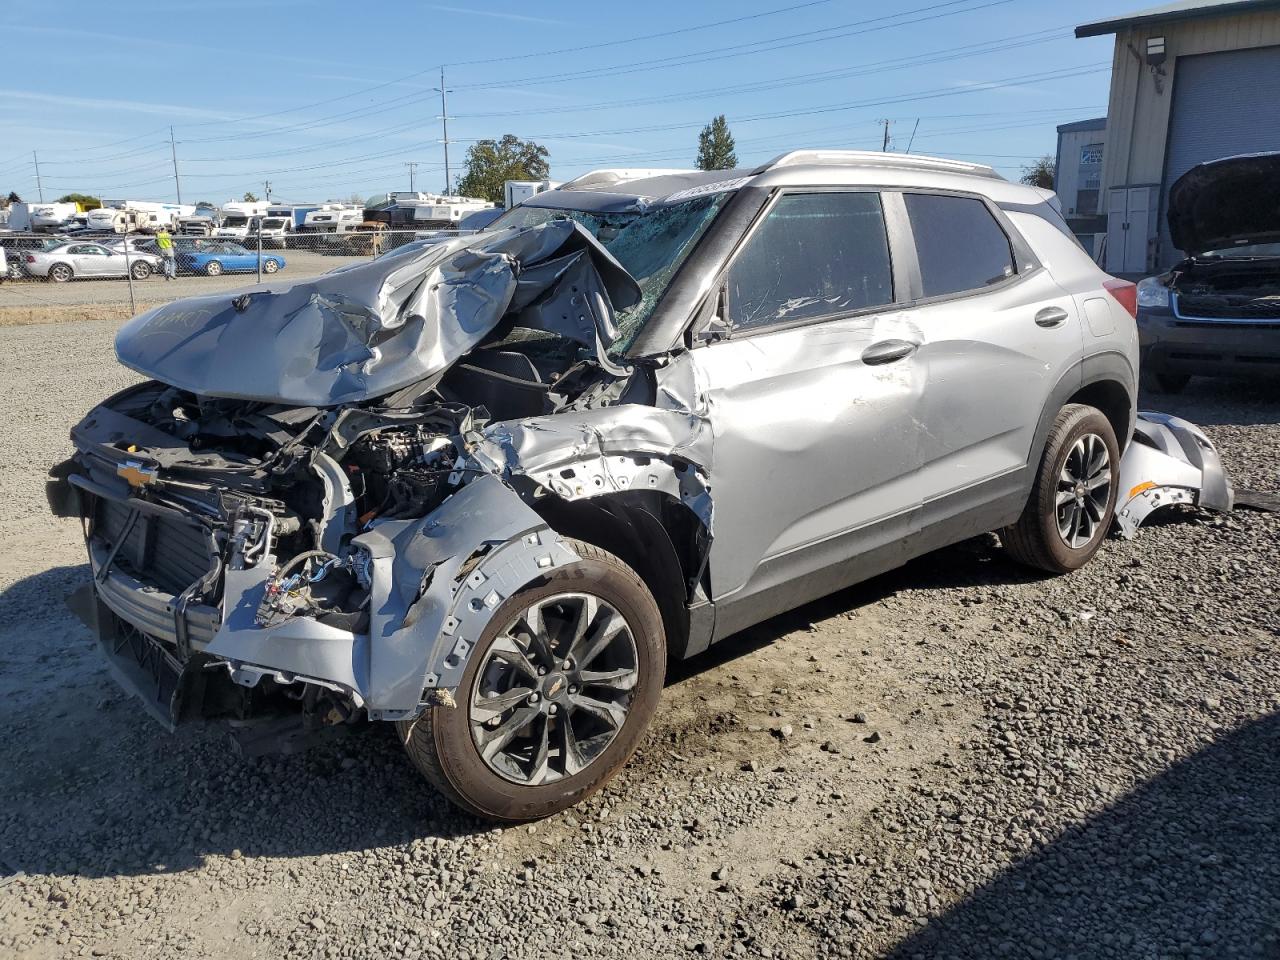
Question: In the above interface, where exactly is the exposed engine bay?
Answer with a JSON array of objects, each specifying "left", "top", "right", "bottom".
[
  {"left": 50, "top": 219, "right": 715, "bottom": 746},
  {"left": 1169, "top": 256, "right": 1280, "bottom": 320}
]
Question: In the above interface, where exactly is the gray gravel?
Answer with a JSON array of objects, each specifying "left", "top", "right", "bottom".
[{"left": 0, "top": 318, "right": 1277, "bottom": 959}]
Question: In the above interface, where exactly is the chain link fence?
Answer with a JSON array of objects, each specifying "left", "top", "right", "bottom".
[{"left": 0, "top": 226, "right": 471, "bottom": 321}]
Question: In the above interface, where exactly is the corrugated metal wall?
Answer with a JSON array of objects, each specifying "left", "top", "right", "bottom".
[
  {"left": 1098, "top": 8, "right": 1280, "bottom": 261},
  {"left": 1159, "top": 44, "right": 1280, "bottom": 264}
]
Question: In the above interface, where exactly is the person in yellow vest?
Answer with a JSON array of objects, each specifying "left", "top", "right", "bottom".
[{"left": 155, "top": 227, "right": 176, "bottom": 280}]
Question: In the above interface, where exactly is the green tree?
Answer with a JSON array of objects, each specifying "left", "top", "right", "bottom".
[
  {"left": 243, "top": 191, "right": 259, "bottom": 202},
  {"left": 1019, "top": 155, "right": 1055, "bottom": 190},
  {"left": 457, "top": 134, "right": 551, "bottom": 204},
  {"left": 57, "top": 192, "right": 102, "bottom": 209},
  {"left": 696, "top": 115, "right": 738, "bottom": 171}
]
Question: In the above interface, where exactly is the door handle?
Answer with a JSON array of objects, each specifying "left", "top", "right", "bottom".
[
  {"left": 1035, "top": 306, "right": 1069, "bottom": 328},
  {"left": 861, "top": 339, "right": 918, "bottom": 366}
]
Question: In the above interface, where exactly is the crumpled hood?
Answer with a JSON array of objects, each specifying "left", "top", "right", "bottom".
[
  {"left": 114, "top": 220, "right": 640, "bottom": 406},
  {"left": 1168, "top": 152, "right": 1280, "bottom": 256}
]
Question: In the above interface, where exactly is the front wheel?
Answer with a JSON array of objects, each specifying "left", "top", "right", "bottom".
[
  {"left": 204, "top": 260, "right": 222, "bottom": 276},
  {"left": 130, "top": 261, "right": 151, "bottom": 280},
  {"left": 398, "top": 539, "right": 665, "bottom": 822},
  {"left": 262, "top": 258, "right": 280, "bottom": 274},
  {"left": 1001, "top": 404, "right": 1119, "bottom": 574}
]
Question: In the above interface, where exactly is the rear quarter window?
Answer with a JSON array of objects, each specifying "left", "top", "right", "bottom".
[{"left": 904, "top": 193, "right": 1016, "bottom": 299}]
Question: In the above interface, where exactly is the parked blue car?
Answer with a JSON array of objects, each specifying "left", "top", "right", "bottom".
[{"left": 175, "top": 241, "right": 286, "bottom": 277}]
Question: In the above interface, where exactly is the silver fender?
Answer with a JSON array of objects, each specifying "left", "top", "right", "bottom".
[{"left": 1113, "top": 412, "right": 1233, "bottom": 539}]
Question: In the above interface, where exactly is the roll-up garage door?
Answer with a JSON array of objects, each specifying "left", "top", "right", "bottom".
[{"left": 1160, "top": 44, "right": 1280, "bottom": 267}]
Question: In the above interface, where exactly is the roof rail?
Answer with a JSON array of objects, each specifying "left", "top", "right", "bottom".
[
  {"left": 759, "top": 150, "right": 1003, "bottom": 181},
  {"left": 558, "top": 168, "right": 699, "bottom": 191}
]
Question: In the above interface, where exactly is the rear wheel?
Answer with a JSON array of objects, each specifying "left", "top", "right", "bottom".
[
  {"left": 204, "top": 260, "right": 222, "bottom": 277},
  {"left": 1002, "top": 404, "right": 1119, "bottom": 573},
  {"left": 398, "top": 539, "right": 665, "bottom": 822},
  {"left": 48, "top": 263, "right": 72, "bottom": 283}
]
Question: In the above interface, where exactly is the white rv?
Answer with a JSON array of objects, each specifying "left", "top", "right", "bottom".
[
  {"left": 26, "top": 202, "right": 80, "bottom": 233},
  {"left": 214, "top": 200, "right": 274, "bottom": 241},
  {"left": 88, "top": 201, "right": 195, "bottom": 234},
  {"left": 411, "top": 195, "right": 495, "bottom": 229},
  {"left": 503, "top": 179, "right": 561, "bottom": 209}
]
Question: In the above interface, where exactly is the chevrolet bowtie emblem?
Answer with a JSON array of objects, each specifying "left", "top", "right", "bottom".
[{"left": 117, "top": 460, "right": 158, "bottom": 488}]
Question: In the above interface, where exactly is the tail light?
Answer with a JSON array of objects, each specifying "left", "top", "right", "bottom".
[
  {"left": 25, "top": 254, "right": 35, "bottom": 263},
  {"left": 1103, "top": 278, "right": 1137, "bottom": 318}
]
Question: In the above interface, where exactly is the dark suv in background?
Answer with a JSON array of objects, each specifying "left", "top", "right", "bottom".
[{"left": 1137, "top": 153, "right": 1280, "bottom": 392}]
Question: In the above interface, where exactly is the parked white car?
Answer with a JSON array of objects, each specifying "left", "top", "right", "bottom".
[{"left": 23, "top": 241, "right": 162, "bottom": 281}]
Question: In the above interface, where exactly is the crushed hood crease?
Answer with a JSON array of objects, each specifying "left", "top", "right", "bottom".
[{"left": 113, "top": 220, "right": 641, "bottom": 406}]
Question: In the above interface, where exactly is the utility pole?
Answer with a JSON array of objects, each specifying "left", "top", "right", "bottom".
[
  {"left": 263, "top": 180, "right": 272, "bottom": 201},
  {"left": 435, "top": 66, "right": 452, "bottom": 194},
  {"left": 879, "top": 119, "right": 893, "bottom": 152},
  {"left": 169, "top": 126, "right": 182, "bottom": 204},
  {"left": 32, "top": 150, "right": 43, "bottom": 201},
  {"left": 406, "top": 161, "right": 418, "bottom": 192}
]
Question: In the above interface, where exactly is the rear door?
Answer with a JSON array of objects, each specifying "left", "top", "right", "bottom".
[
  {"left": 690, "top": 189, "right": 928, "bottom": 632},
  {"left": 897, "top": 191, "right": 1085, "bottom": 530}
]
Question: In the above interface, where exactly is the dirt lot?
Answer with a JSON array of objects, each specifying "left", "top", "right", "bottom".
[
  {"left": 1, "top": 315, "right": 1277, "bottom": 960},
  {"left": 0, "top": 248, "right": 369, "bottom": 323}
]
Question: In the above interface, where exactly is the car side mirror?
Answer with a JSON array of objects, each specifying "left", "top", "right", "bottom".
[{"left": 695, "top": 285, "right": 731, "bottom": 344}]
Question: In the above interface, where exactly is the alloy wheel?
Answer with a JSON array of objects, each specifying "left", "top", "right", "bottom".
[
  {"left": 469, "top": 593, "right": 639, "bottom": 786},
  {"left": 1055, "top": 433, "right": 1112, "bottom": 549}
]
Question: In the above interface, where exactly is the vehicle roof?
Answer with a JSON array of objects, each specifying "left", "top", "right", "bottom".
[{"left": 523, "top": 150, "right": 1041, "bottom": 213}]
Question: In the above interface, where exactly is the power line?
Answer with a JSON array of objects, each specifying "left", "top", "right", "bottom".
[
  {"left": 451, "top": 27, "right": 1071, "bottom": 120},
  {"left": 175, "top": 0, "right": 1006, "bottom": 147},
  {"left": 511, "top": 63, "right": 1110, "bottom": 142},
  {"left": 454, "top": 0, "right": 1009, "bottom": 92},
  {"left": 170, "top": 0, "right": 844, "bottom": 132}
]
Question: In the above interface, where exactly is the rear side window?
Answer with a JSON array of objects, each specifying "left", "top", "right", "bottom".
[
  {"left": 727, "top": 191, "right": 893, "bottom": 332},
  {"left": 904, "top": 193, "right": 1015, "bottom": 298}
]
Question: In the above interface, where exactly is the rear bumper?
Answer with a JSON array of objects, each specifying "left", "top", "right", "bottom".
[{"left": 1138, "top": 308, "right": 1280, "bottom": 376}]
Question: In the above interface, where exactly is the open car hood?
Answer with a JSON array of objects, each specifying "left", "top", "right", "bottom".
[
  {"left": 1167, "top": 152, "right": 1280, "bottom": 256},
  {"left": 115, "top": 220, "right": 640, "bottom": 406}
]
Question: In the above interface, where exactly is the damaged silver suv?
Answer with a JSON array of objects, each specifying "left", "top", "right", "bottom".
[{"left": 50, "top": 151, "right": 1143, "bottom": 821}]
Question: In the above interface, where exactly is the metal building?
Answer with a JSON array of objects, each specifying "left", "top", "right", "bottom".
[
  {"left": 1054, "top": 117, "right": 1108, "bottom": 259},
  {"left": 1077, "top": 0, "right": 1280, "bottom": 274}
]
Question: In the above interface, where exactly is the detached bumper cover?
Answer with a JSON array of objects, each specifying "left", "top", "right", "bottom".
[{"left": 1114, "top": 411, "right": 1234, "bottom": 539}]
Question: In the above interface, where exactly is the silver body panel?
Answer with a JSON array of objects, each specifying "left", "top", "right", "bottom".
[{"left": 68, "top": 151, "right": 1195, "bottom": 726}]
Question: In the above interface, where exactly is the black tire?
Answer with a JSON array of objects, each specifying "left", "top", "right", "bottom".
[
  {"left": 48, "top": 263, "right": 72, "bottom": 283},
  {"left": 398, "top": 539, "right": 665, "bottom": 822},
  {"left": 1001, "top": 404, "right": 1120, "bottom": 574},
  {"left": 204, "top": 260, "right": 222, "bottom": 277},
  {"left": 130, "top": 261, "right": 151, "bottom": 280},
  {"left": 263, "top": 258, "right": 280, "bottom": 274}
]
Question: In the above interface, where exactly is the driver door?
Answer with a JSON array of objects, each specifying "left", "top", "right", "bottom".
[
  {"left": 691, "top": 190, "right": 929, "bottom": 638},
  {"left": 72, "top": 244, "right": 109, "bottom": 276}
]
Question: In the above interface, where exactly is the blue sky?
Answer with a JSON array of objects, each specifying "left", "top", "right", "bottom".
[{"left": 0, "top": 0, "right": 1127, "bottom": 205}]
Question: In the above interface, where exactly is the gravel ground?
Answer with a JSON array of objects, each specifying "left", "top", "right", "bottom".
[{"left": 0, "top": 317, "right": 1277, "bottom": 960}]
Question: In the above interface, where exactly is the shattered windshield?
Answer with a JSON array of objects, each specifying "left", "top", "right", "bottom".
[{"left": 490, "top": 193, "right": 729, "bottom": 353}]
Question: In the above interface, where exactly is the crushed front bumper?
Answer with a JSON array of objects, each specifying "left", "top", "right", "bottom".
[{"left": 1114, "top": 411, "right": 1234, "bottom": 538}]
